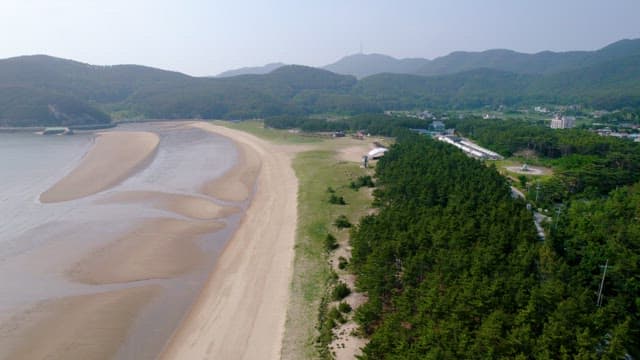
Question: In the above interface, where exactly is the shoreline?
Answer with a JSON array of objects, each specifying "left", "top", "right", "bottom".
[
  {"left": 1, "top": 121, "right": 301, "bottom": 359},
  {"left": 161, "top": 122, "right": 300, "bottom": 359},
  {"left": 40, "top": 131, "right": 160, "bottom": 203},
  {"left": 0, "top": 123, "right": 255, "bottom": 359}
]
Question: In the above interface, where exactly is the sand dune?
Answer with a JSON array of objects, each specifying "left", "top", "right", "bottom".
[
  {"left": 40, "top": 131, "right": 160, "bottom": 203},
  {"left": 69, "top": 218, "right": 224, "bottom": 285},
  {"left": 97, "top": 191, "right": 240, "bottom": 220},
  {"left": 4, "top": 285, "right": 160, "bottom": 360},
  {"left": 162, "top": 122, "right": 300, "bottom": 360}
]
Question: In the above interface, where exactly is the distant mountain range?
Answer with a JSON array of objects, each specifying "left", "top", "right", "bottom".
[
  {"left": 1, "top": 38, "right": 639, "bottom": 127},
  {"left": 323, "top": 54, "right": 430, "bottom": 79},
  {"left": 220, "top": 38, "right": 640, "bottom": 79},
  {"left": 216, "top": 62, "right": 286, "bottom": 77}
]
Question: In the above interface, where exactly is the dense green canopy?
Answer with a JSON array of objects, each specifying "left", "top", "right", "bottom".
[{"left": 350, "top": 133, "right": 639, "bottom": 358}]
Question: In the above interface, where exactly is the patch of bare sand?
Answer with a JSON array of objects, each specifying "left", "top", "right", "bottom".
[
  {"left": 69, "top": 218, "right": 224, "bottom": 285},
  {"left": 40, "top": 131, "right": 160, "bottom": 203},
  {"left": 200, "top": 131, "right": 262, "bottom": 202},
  {"left": 161, "top": 122, "right": 302, "bottom": 360},
  {"left": 97, "top": 191, "right": 240, "bottom": 220},
  {"left": 334, "top": 138, "right": 378, "bottom": 163},
  {"left": 2, "top": 285, "right": 160, "bottom": 360}
]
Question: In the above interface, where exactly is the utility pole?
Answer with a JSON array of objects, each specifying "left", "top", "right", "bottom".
[
  {"left": 553, "top": 206, "right": 562, "bottom": 230},
  {"left": 597, "top": 259, "right": 609, "bottom": 307},
  {"left": 535, "top": 181, "right": 540, "bottom": 202}
]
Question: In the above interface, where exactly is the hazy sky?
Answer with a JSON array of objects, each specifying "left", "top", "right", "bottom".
[{"left": 1, "top": 0, "right": 638, "bottom": 76}]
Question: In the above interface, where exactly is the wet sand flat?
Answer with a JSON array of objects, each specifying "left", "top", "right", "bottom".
[
  {"left": 3, "top": 285, "right": 160, "bottom": 360},
  {"left": 97, "top": 190, "right": 240, "bottom": 220},
  {"left": 200, "top": 129, "right": 262, "bottom": 202},
  {"left": 40, "top": 131, "right": 160, "bottom": 203},
  {"left": 68, "top": 218, "right": 225, "bottom": 285}
]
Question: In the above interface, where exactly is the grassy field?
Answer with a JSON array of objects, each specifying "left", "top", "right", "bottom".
[
  {"left": 215, "top": 120, "right": 374, "bottom": 359},
  {"left": 282, "top": 150, "right": 373, "bottom": 359}
]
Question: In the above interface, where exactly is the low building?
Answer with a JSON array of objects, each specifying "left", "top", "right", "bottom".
[
  {"left": 436, "top": 135, "right": 503, "bottom": 160},
  {"left": 431, "top": 121, "right": 445, "bottom": 132},
  {"left": 550, "top": 115, "right": 575, "bottom": 129},
  {"left": 368, "top": 147, "right": 388, "bottom": 159}
]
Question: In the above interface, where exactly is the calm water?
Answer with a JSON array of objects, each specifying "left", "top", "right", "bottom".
[{"left": 0, "top": 123, "right": 242, "bottom": 359}]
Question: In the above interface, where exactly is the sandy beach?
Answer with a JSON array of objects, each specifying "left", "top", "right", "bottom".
[
  {"left": 2, "top": 122, "right": 300, "bottom": 359},
  {"left": 40, "top": 131, "right": 160, "bottom": 203},
  {"left": 162, "top": 122, "right": 300, "bottom": 360}
]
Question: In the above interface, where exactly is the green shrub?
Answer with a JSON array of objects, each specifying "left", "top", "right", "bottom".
[
  {"left": 332, "top": 282, "right": 351, "bottom": 301},
  {"left": 334, "top": 215, "right": 352, "bottom": 228},
  {"left": 338, "top": 301, "right": 352, "bottom": 313},
  {"left": 338, "top": 256, "right": 349, "bottom": 269},
  {"left": 328, "top": 194, "right": 346, "bottom": 205},
  {"left": 324, "top": 233, "right": 338, "bottom": 252},
  {"left": 350, "top": 175, "right": 375, "bottom": 190}
]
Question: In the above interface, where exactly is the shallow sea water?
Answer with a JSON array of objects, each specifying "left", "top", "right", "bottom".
[{"left": 0, "top": 123, "right": 243, "bottom": 359}]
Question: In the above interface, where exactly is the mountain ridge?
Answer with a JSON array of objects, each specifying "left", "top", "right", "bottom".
[{"left": 2, "top": 38, "right": 640, "bottom": 126}]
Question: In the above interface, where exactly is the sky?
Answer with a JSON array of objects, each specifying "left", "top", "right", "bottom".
[{"left": 0, "top": 0, "right": 638, "bottom": 76}]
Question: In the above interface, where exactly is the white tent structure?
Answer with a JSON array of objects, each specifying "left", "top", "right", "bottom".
[{"left": 367, "top": 147, "right": 388, "bottom": 159}]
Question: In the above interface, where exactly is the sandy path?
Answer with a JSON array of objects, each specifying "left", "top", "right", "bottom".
[
  {"left": 97, "top": 191, "right": 240, "bottom": 220},
  {"left": 68, "top": 218, "right": 225, "bottom": 285},
  {"left": 161, "top": 122, "right": 300, "bottom": 360},
  {"left": 3, "top": 285, "right": 160, "bottom": 360},
  {"left": 40, "top": 131, "right": 160, "bottom": 203}
]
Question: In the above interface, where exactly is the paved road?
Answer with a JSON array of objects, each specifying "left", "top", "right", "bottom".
[{"left": 511, "top": 186, "right": 547, "bottom": 240}]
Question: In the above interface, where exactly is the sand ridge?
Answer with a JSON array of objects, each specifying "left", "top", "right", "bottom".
[
  {"left": 68, "top": 218, "right": 225, "bottom": 285},
  {"left": 40, "top": 131, "right": 160, "bottom": 203},
  {"left": 97, "top": 190, "right": 241, "bottom": 220},
  {"left": 161, "top": 122, "right": 302, "bottom": 360},
  {"left": 200, "top": 128, "right": 262, "bottom": 202}
]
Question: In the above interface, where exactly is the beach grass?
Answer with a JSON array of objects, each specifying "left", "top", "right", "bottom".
[{"left": 282, "top": 151, "right": 373, "bottom": 359}]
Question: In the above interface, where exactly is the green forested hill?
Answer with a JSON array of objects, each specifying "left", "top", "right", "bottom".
[
  {"left": 0, "top": 57, "right": 373, "bottom": 125},
  {"left": 321, "top": 39, "right": 640, "bottom": 78},
  {"left": 354, "top": 69, "right": 533, "bottom": 108},
  {"left": 355, "top": 54, "right": 640, "bottom": 109},
  {"left": 0, "top": 86, "right": 111, "bottom": 127},
  {"left": 414, "top": 38, "right": 640, "bottom": 76},
  {"left": 350, "top": 133, "right": 639, "bottom": 358},
  {"left": 2, "top": 42, "right": 640, "bottom": 126}
]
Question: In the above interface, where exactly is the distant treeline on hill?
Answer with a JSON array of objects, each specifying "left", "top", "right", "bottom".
[
  {"left": 264, "top": 114, "right": 429, "bottom": 136},
  {"left": 447, "top": 117, "right": 640, "bottom": 204},
  {"left": 350, "top": 133, "right": 639, "bottom": 358},
  {"left": 2, "top": 40, "right": 640, "bottom": 126}
]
